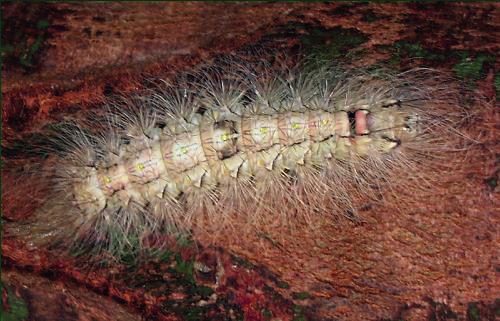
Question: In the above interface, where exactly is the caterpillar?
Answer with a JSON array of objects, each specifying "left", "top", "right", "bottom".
[{"left": 4, "top": 56, "right": 465, "bottom": 258}]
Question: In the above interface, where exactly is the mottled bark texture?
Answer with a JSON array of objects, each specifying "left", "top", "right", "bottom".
[{"left": 2, "top": 2, "right": 498, "bottom": 321}]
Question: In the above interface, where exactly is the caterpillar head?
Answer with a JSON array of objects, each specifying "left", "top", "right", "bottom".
[
  {"left": 353, "top": 101, "right": 420, "bottom": 154},
  {"left": 368, "top": 109, "right": 419, "bottom": 140}
]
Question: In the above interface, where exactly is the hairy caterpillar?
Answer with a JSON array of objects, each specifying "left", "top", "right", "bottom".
[{"left": 4, "top": 56, "right": 465, "bottom": 258}]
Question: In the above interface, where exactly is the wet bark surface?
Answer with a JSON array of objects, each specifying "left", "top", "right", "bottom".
[{"left": 2, "top": 2, "right": 499, "bottom": 321}]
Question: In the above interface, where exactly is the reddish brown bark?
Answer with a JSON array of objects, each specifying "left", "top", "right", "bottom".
[{"left": 2, "top": 2, "right": 498, "bottom": 321}]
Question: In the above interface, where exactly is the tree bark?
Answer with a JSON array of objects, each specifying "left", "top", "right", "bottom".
[{"left": 2, "top": 2, "right": 498, "bottom": 321}]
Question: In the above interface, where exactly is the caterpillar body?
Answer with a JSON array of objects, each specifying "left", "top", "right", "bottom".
[{"left": 5, "top": 58, "right": 463, "bottom": 257}]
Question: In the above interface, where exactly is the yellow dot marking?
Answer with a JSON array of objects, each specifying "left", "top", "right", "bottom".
[
  {"left": 103, "top": 176, "right": 112, "bottom": 184},
  {"left": 220, "top": 133, "right": 230, "bottom": 142},
  {"left": 180, "top": 146, "right": 188, "bottom": 155},
  {"left": 259, "top": 127, "right": 268, "bottom": 134},
  {"left": 292, "top": 122, "right": 300, "bottom": 130},
  {"left": 321, "top": 119, "right": 329, "bottom": 126},
  {"left": 136, "top": 163, "right": 145, "bottom": 171}
]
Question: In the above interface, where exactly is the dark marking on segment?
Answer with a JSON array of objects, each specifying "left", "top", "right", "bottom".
[{"left": 382, "top": 136, "right": 401, "bottom": 146}]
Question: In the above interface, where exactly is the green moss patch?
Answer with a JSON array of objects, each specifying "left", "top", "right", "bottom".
[
  {"left": 277, "top": 22, "right": 368, "bottom": 63},
  {"left": 389, "top": 41, "right": 445, "bottom": 65},
  {"left": 1, "top": 283, "right": 29, "bottom": 321},
  {"left": 298, "top": 25, "right": 368, "bottom": 62},
  {"left": 452, "top": 52, "right": 495, "bottom": 81}
]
